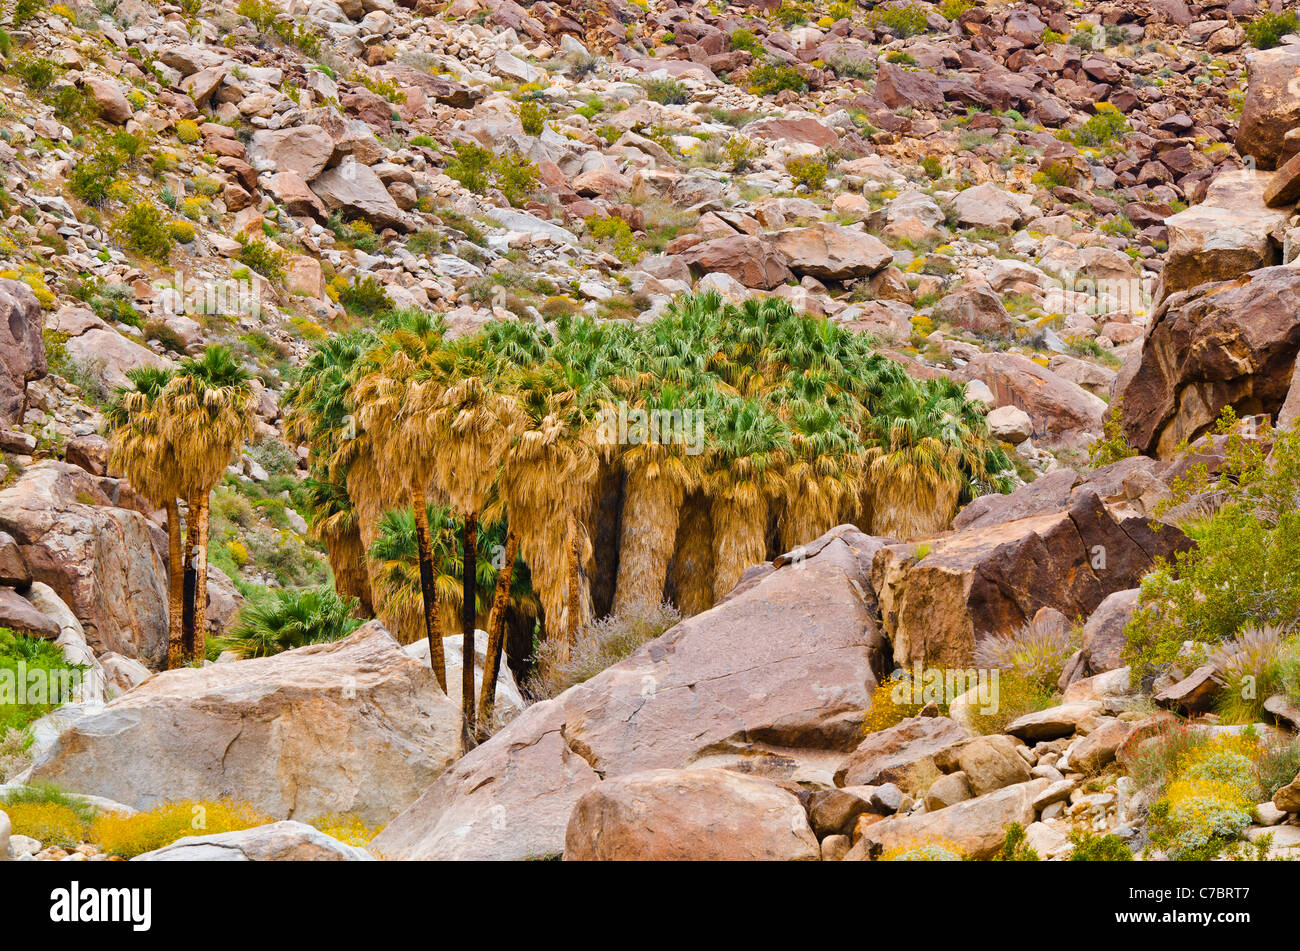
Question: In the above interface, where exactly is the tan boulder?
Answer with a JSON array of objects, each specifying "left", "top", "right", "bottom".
[
  {"left": 247, "top": 125, "right": 336, "bottom": 181},
  {"left": 834, "top": 715, "right": 971, "bottom": 788},
  {"left": 678, "top": 235, "right": 792, "bottom": 290},
  {"left": 28, "top": 623, "right": 461, "bottom": 825},
  {"left": 133, "top": 821, "right": 375, "bottom": 861},
  {"left": 564, "top": 769, "right": 819, "bottom": 861},
  {"left": 772, "top": 223, "right": 892, "bottom": 281},
  {"left": 1237, "top": 44, "right": 1300, "bottom": 170}
]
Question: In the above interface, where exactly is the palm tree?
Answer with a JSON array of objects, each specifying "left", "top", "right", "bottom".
[
  {"left": 218, "top": 585, "right": 361, "bottom": 659},
  {"left": 167, "top": 347, "right": 255, "bottom": 663},
  {"left": 107, "top": 366, "right": 185, "bottom": 667},
  {"left": 353, "top": 314, "right": 452, "bottom": 689},
  {"left": 611, "top": 380, "right": 703, "bottom": 617},
  {"left": 705, "top": 396, "right": 790, "bottom": 600}
]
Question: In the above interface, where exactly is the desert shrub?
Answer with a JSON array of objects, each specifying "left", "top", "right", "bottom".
[
  {"left": 174, "top": 119, "right": 201, "bottom": 144},
  {"left": 966, "top": 669, "right": 1054, "bottom": 736},
  {"left": 0, "top": 783, "right": 96, "bottom": 848},
  {"left": 169, "top": 220, "right": 197, "bottom": 243},
  {"left": 12, "top": 0, "right": 40, "bottom": 25},
  {"left": 0, "top": 627, "right": 84, "bottom": 732},
  {"left": 1068, "top": 830, "right": 1133, "bottom": 861},
  {"left": 786, "top": 154, "right": 828, "bottom": 190},
  {"left": 1088, "top": 404, "right": 1138, "bottom": 469},
  {"left": 52, "top": 85, "right": 100, "bottom": 125},
  {"left": 1181, "top": 746, "right": 1264, "bottom": 803},
  {"left": 91, "top": 799, "right": 270, "bottom": 858},
  {"left": 9, "top": 55, "right": 57, "bottom": 93},
  {"left": 215, "top": 585, "right": 361, "bottom": 659},
  {"left": 640, "top": 77, "right": 689, "bottom": 105},
  {"left": 860, "top": 670, "right": 938, "bottom": 735},
  {"left": 334, "top": 274, "right": 392, "bottom": 317},
  {"left": 724, "top": 135, "right": 762, "bottom": 173},
  {"left": 444, "top": 141, "right": 538, "bottom": 207},
  {"left": 114, "top": 202, "right": 174, "bottom": 261},
  {"left": 517, "top": 100, "right": 548, "bottom": 135},
  {"left": 1120, "top": 720, "right": 1212, "bottom": 794},
  {"left": 1148, "top": 778, "right": 1252, "bottom": 861},
  {"left": 308, "top": 813, "right": 382, "bottom": 847},
  {"left": 974, "top": 616, "right": 1078, "bottom": 692},
  {"left": 730, "top": 28, "right": 763, "bottom": 56},
  {"left": 869, "top": 2, "right": 930, "bottom": 37},
  {"left": 1124, "top": 417, "right": 1300, "bottom": 677},
  {"left": 1255, "top": 735, "right": 1300, "bottom": 798},
  {"left": 525, "top": 602, "right": 680, "bottom": 700},
  {"left": 995, "top": 822, "right": 1040, "bottom": 861},
  {"left": 749, "top": 62, "right": 806, "bottom": 96},
  {"left": 1245, "top": 11, "right": 1298, "bottom": 50},
  {"left": 881, "top": 839, "right": 964, "bottom": 861},
  {"left": 1064, "top": 102, "right": 1129, "bottom": 148},
  {"left": 0, "top": 727, "right": 31, "bottom": 782},
  {"left": 938, "top": 0, "right": 974, "bottom": 19},
  {"left": 585, "top": 215, "right": 641, "bottom": 264},
  {"left": 1209, "top": 626, "right": 1289, "bottom": 724},
  {"left": 237, "top": 236, "right": 287, "bottom": 283},
  {"left": 919, "top": 155, "right": 943, "bottom": 179}
]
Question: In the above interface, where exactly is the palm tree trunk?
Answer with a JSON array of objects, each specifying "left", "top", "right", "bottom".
[
  {"left": 181, "top": 502, "right": 200, "bottom": 662},
  {"left": 711, "top": 496, "right": 768, "bottom": 601},
  {"left": 612, "top": 469, "right": 682, "bottom": 619},
  {"left": 671, "top": 491, "right": 714, "bottom": 617},
  {"left": 477, "top": 528, "right": 518, "bottom": 731},
  {"left": 461, "top": 512, "right": 478, "bottom": 745},
  {"left": 191, "top": 492, "right": 211, "bottom": 664},
  {"left": 165, "top": 498, "right": 185, "bottom": 670},
  {"left": 411, "top": 486, "right": 447, "bottom": 691}
]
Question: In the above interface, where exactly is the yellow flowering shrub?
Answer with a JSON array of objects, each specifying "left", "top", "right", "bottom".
[
  {"left": 174, "top": 119, "right": 201, "bottom": 144},
  {"left": 91, "top": 799, "right": 271, "bottom": 858},
  {"left": 3, "top": 800, "right": 91, "bottom": 848}
]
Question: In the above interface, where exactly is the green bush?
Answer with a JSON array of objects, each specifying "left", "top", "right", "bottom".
[
  {"left": 68, "top": 155, "right": 124, "bottom": 206},
  {"left": 1124, "top": 416, "right": 1300, "bottom": 677},
  {"left": 1068, "top": 830, "right": 1133, "bottom": 861},
  {"left": 336, "top": 275, "right": 392, "bottom": 318},
  {"left": 237, "top": 236, "right": 287, "bottom": 283},
  {"left": 0, "top": 628, "right": 85, "bottom": 732},
  {"left": 749, "top": 63, "right": 806, "bottom": 96},
  {"left": 1244, "top": 11, "right": 1298, "bottom": 50},
  {"left": 1064, "top": 102, "right": 1129, "bottom": 148},
  {"left": 12, "top": 0, "right": 41, "bottom": 26},
  {"left": 517, "top": 100, "right": 548, "bottom": 136},
  {"left": 869, "top": 2, "right": 930, "bottom": 37},
  {"left": 786, "top": 154, "right": 828, "bottom": 190},
  {"left": 114, "top": 202, "right": 174, "bottom": 261},
  {"left": 586, "top": 215, "right": 642, "bottom": 265},
  {"left": 10, "top": 55, "right": 57, "bottom": 94},
  {"left": 640, "top": 77, "right": 689, "bottom": 105},
  {"left": 444, "top": 141, "right": 539, "bottom": 207},
  {"left": 995, "top": 823, "right": 1040, "bottom": 861}
]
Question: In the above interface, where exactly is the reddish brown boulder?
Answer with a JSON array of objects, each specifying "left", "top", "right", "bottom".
[
  {"left": 875, "top": 62, "right": 944, "bottom": 110},
  {"left": 834, "top": 715, "right": 971, "bottom": 788},
  {"left": 1118, "top": 266, "right": 1300, "bottom": 457},
  {"left": 0, "top": 280, "right": 45, "bottom": 430},
  {"left": 677, "top": 235, "right": 792, "bottom": 290},
  {"left": 958, "top": 352, "right": 1106, "bottom": 449},
  {"left": 1237, "top": 44, "right": 1300, "bottom": 171},
  {"left": 742, "top": 116, "right": 839, "bottom": 149}
]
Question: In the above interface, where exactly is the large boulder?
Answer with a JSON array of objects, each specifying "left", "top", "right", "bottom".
[
  {"left": 0, "top": 462, "right": 168, "bottom": 666},
  {"left": 959, "top": 352, "right": 1106, "bottom": 449},
  {"left": 834, "top": 715, "right": 971, "bottom": 787},
  {"left": 951, "top": 183, "right": 1036, "bottom": 234},
  {"left": 1118, "top": 266, "right": 1300, "bottom": 457},
  {"left": 1236, "top": 44, "right": 1300, "bottom": 171},
  {"left": 132, "top": 821, "right": 375, "bottom": 861},
  {"left": 564, "top": 768, "right": 819, "bottom": 861},
  {"left": 310, "top": 159, "right": 408, "bottom": 231},
  {"left": 28, "top": 623, "right": 461, "bottom": 825},
  {"left": 246, "top": 125, "right": 336, "bottom": 180},
  {"left": 873, "top": 489, "right": 1190, "bottom": 668},
  {"left": 677, "top": 235, "right": 792, "bottom": 290},
  {"left": 849, "top": 779, "right": 1049, "bottom": 860},
  {"left": 0, "top": 280, "right": 45, "bottom": 429},
  {"left": 771, "top": 223, "right": 892, "bottom": 281},
  {"left": 1161, "top": 170, "right": 1288, "bottom": 296},
  {"left": 47, "top": 306, "right": 170, "bottom": 392},
  {"left": 1079, "top": 588, "right": 1140, "bottom": 676},
  {"left": 370, "top": 527, "right": 887, "bottom": 860}
]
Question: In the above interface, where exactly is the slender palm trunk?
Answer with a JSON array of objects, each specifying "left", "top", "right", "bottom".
[
  {"left": 165, "top": 498, "right": 185, "bottom": 670},
  {"left": 612, "top": 470, "right": 683, "bottom": 619},
  {"left": 411, "top": 486, "right": 447, "bottom": 691},
  {"left": 181, "top": 503, "right": 200, "bottom": 662},
  {"left": 478, "top": 529, "right": 518, "bottom": 731},
  {"left": 461, "top": 512, "right": 478, "bottom": 745},
  {"left": 191, "top": 492, "right": 211, "bottom": 664}
]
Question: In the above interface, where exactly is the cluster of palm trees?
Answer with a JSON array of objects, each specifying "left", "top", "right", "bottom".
[
  {"left": 107, "top": 347, "right": 255, "bottom": 668},
  {"left": 286, "top": 291, "right": 1013, "bottom": 741}
]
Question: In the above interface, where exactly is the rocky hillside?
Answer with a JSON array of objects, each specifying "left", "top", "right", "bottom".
[{"left": 0, "top": 0, "right": 1298, "bottom": 864}]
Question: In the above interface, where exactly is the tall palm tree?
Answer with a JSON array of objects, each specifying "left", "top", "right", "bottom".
[
  {"left": 353, "top": 314, "right": 452, "bottom": 689},
  {"left": 107, "top": 366, "right": 186, "bottom": 668},
  {"left": 611, "top": 380, "right": 703, "bottom": 617},
  {"left": 705, "top": 396, "right": 790, "bottom": 600},
  {"left": 167, "top": 346, "right": 254, "bottom": 663}
]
